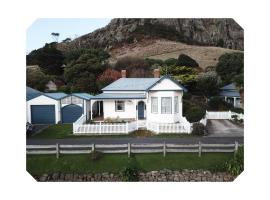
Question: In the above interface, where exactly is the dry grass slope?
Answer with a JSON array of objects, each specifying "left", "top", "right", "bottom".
[{"left": 109, "top": 39, "right": 243, "bottom": 70}]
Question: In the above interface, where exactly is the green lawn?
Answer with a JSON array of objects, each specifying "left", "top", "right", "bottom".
[
  {"left": 27, "top": 153, "right": 232, "bottom": 176},
  {"left": 31, "top": 124, "right": 198, "bottom": 139}
]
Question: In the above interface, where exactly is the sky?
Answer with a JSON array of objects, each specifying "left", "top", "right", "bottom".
[{"left": 26, "top": 18, "right": 111, "bottom": 53}]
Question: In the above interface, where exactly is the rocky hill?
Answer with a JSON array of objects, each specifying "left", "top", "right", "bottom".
[
  {"left": 58, "top": 18, "right": 243, "bottom": 51},
  {"left": 57, "top": 18, "right": 244, "bottom": 70}
]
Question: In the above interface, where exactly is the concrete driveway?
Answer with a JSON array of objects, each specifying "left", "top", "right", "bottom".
[{"left": 206, "top": 120, "right": 244, "bottom": 137}]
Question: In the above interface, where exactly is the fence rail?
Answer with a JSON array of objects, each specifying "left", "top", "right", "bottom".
[{"left": 26, "top": 142, "right": 241, "bottom": 158}]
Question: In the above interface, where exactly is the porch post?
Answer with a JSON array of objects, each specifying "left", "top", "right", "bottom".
[
  {"left": 98, "top": 101, "right": 101, "bottom": 115},
  {"left": 233, "top": 97, "right": 236, "bottom": 107},
  {"left": 90, "top": 100, "right": 93, "bottom": 120},
  {"left": 224, "top": 96, "right": 227, "bottom": 102}
]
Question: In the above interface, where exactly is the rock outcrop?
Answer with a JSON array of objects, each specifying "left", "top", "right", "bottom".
[{"left": 58, "top": 18, "right": 244, "bottom": 52}]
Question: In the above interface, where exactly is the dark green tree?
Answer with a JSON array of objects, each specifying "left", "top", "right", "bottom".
[
  {"left": 64, "top": 49, "right": 110, "bottom": 93},
  {"left": 196, "top": 71, "right": 220, "bottom": 98},
  {"left": 176, "top": 54, "right": 199, "bottom": 68},
  {"left": 216, "top": 52, "right": 244, "bottom": 86},
  {"left": 26, "top": 67, "right": 50, "bottom": 91},
  {"left": 26, "top": 43, "right": 65, "bottom": 75}
]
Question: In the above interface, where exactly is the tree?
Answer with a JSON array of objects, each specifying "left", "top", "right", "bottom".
[
  {"left": 114, "top": 56, "right": 151, "bottom": 77},
  {"left": 176, "top": 54, "right": 199, "bottom": 68},
  {"left": 164, "top": 58, "right": 177, "bottom": 66},
  {"left": 62, "top": 37, "right": 71, "bottom": 43},
  {"left": 216, "top": 52, "right": 244, "bottom": 86},
  {"left": 196, "top": 71, "right": 220, "bottom": 98},
  {"left": 26, "top": 43, "right": 65, "bottom": 75},
  {"left": 51, "top": 32, "right": 60, "bottom": 42},
  {"left": 26, "top": 67, "right": 50, "bottom": 91},
  {"left": 97, "top": 68, "right": 121, "bottom": 90},
  {"left": 64, "top": 49, "right": 110, "bottom": 93}
]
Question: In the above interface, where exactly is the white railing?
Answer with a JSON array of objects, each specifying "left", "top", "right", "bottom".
[
  {"left": 206, "top": 111, "right": 244, "bottom": 120},
  {"left": 206, "top": 111, "right": 232, "bottom": 119},
  {"left": 147, "top": 118, "right": 192, "bottom": 134},
  {"left": 74, "top": 121, "right": 129, "bottom": 135}
]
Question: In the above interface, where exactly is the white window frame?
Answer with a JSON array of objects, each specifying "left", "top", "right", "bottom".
[
  {"left": 174, "top": 96, "right": 179, "bottom": 113},
  {"left": 115, "top": 101, "right": 125, "bottom": 112},
  {"left": 151, "top": 97, "right": 158, "bottom": 114},
  {"left": 161, "top": 97, "right": 172, "bottom": 114}
]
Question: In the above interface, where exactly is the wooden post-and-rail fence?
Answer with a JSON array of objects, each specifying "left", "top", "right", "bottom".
[{"left": 26, "top": 142, "right": 240, "bottom": 159}]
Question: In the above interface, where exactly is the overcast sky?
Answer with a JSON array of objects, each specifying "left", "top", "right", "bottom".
[{"left": 26, "top": 18, "right": 111, "bottom": 53}]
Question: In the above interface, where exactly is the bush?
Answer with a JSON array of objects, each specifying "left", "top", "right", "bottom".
[
  {"left": 192, "top": 123, "right": 205, "bottom": 136},
  {"left": 120, "top": 157, "right": 139, "bottom": 181},
  {"left": 183, "top": 101, "right": 206, "bottom": 122},
  {"left": 176, "top": 54, "right": 199, "bottom": 68},
  {"left": 225, "top": 146, "right": 244, "bottom": 176},
  {"left": 90, "top": 150, "right": 103, "bottom": 161},
  {"left": 207, "top": 96, "right": 233, "bottom": 111},
  {"left": 231, "top": 107, "right": 244, "bottom": 114}
]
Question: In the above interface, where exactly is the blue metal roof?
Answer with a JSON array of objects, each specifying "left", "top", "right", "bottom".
[
  {"left": 219, "top": 83, "right": 240, "bottom": 97},
  {"left": 102, "top": 78, "right": 161, "bottom": 91},
  {"left": 44, "top": 92, "right": 68, "bottom": 100},
  {"left": 102, "top": 76, "right": 187, "bottom": 92},
  {"left": 72, "top": 93, "right": 93, "bottom": 100},
  {"left": 219, "top": 91, "right": 240, "bottom": 97},
  {"left": 92, "top": 93, "right": 146, "bottom": 99},
  {"left": 220, "top": 83, "right": 237, "bottom": 90},
  {"left": 26, "top": 86, "right": 43, "bottom": 101}
]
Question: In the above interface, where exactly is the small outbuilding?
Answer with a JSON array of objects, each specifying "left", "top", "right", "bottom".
[
  {"left": 26, "top": 87, "right": 93, "bottom": 124},
  {"left": 219, "top": 83, "right": 242, "bottom": 108}
]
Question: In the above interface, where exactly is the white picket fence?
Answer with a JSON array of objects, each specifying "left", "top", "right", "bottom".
[
  {"left": 206, "top": 111, "right": 244, "bottom": 120},
  {"left": 147, "top": 117, "right": 192, "bottom": 134},
  {"left": 73, "top": 115, "right": 192, "bottom": 135},
  {"left": 26, "top": 142, "right": 241, "bottom": 158}
]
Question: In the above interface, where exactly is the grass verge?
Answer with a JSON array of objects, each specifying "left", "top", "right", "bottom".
[{"left": 27, "top": 153, "right": 233, "bottom": 176}]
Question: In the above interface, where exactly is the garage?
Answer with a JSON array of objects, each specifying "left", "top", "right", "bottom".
[
  {"left": 31, "top": 105, "right": 56, "bottom": 124},
  {"left": 61, "top": 104, "right": 82, "bottom": 123}
]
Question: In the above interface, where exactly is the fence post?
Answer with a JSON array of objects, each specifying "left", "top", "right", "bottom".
[
  {"left": 163, "top": 141, "right": 166, "bottom": 157},
  {"left": 92, "top": 143, "right": 95, "bottom": 153},
  {"left": 229, "top": 110, "right": 232, "bottom": 119},
  {"left": 128, "top": 143, "right": 130, "bottom": 157},
  {"left": 198, "top": 142, "right": 202, "bottom": 157},
  {"left": 99, "top": 122, "right": 101, "bottom": 135},
  {"left": 126, "top": 122, "right": 128, "bottom": 133},
  {"left": 56, "top": 143, "right": 59, "bottom": 159},
  {"left": 234, "top": 141, "right": 239, "bottom": 157}
]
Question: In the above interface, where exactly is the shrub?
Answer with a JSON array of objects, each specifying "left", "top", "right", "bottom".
[
  {"left": 120, "top": 157, "right": 139, "bottom": 181},
  {"left": 183, "top": 101, "right": 206, "bottom": 123},
  {"left": 176, "top": 54, "right": 199, "bottom": 68},
  {"left": 207, "top": 96, "right": 233, "bottom": 111},
  {"left": 225, "top": 146, "right": 244, "bottom": 176},
  {"left": 192, "top": 123, "right": 205, "bottom": 136},
  {"left": 231, "top": 107, "right": 244, "bottom": 114},
  {"left": 90, "top": 150, "right": 103, "bottom": 161}
]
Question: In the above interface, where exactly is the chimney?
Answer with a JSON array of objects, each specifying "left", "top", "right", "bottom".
[
  {"left": 153, "top": 68, "right": 160, "bottom": 78},
  {"left": 121, "top": 70, "right": 126, "bottom": 78}
]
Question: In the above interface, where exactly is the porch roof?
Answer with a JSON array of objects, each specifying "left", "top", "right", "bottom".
[
  {"left": 219, "top": 91, "right": 240, "bottom": 97},
  {"left": 92, "top": 93, "right": 146, "bottom": 100}
]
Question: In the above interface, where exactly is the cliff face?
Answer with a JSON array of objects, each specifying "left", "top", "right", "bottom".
[{"left": 58, "top": 18, "right": 244, "bottom": 51}]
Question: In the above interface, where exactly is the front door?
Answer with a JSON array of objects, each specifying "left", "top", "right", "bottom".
[{"left": 138, "top": 101, "right": 145, "bottom": 119}]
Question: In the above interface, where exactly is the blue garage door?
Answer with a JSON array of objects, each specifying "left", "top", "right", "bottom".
[
  {"left": 31, "top": 105, "right": 55, "bottom": 124},
  {"left": 61, "top": 104, "right": 83, "bottom": 123}
]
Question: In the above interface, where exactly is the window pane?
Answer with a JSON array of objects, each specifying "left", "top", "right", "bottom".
[
  {"left": 174, "top": 96, "right": 179, "bottom": 113},
  {"left": 161, "top": 97, "right": 171, "bottom": 114},
  {"left": 151, "top": 97, "right": 158, "bottom": 113},
  {"left": 115, "top": 101, "right": 124, "bottom": 111}
]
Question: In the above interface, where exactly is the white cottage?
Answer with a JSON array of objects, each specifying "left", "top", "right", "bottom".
[{"left": 90, "top": 69, "right": 187, "bottom": 124}]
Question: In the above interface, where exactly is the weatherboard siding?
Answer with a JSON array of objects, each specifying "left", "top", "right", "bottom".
[{"left": 103, "top": 100, "right": 137, "bottom": 120}]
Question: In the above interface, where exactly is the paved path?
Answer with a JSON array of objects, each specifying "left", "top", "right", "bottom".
[
  {"left": 206, "top": 120, "right": 244, "bottom": 137},
  {"left": 27, "top": 136, "right": 243, "bottom": 145}
]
